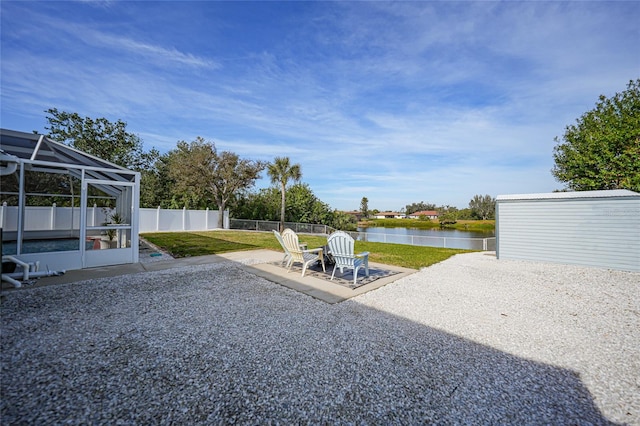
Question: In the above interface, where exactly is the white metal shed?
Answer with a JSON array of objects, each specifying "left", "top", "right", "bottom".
[{"left": 496, "top": 190, "right": 640, "bottom": 272}]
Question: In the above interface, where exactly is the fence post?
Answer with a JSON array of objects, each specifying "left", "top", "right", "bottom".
[
  {"left": 443, "top": 238, "right": 446, "bottom": 248},
  {"left": 156, "top": 206, "right": 161, "bottom": 231},
  {"left": 0, "top": 202, "right": 5, "bottom": 229},
  {"left": 182, "top": 206, "right": 187, "bottom": 231},
  {"left": 50, "top": 203, "right": 56, "bottom": 230},
  {"left": 206, "top": 207, "right": 209, "bottom": 230}
]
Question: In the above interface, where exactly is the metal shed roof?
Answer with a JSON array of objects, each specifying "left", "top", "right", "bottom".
[{"left": 497, "top": 189, "right": 640, "bottom": 201}]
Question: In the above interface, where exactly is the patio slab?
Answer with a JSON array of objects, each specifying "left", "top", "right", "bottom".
[
  {"left": 246, "top": 257, "right": 415, "bottom": 303},
  {"left": 5, "top": 249, "right": 416, "bottom": 303}
]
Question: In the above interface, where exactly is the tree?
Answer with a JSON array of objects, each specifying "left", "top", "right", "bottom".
[
  {"left": 331, "top": 210, "right": 358, "bottom": 231},
  {"left": 360, "top": 197, "right": 369, "bottom": 218},
  {"left": 231, "top": 183, "right": 356, "bottom": 230},
  {"left": 167, "top": 137, "right": 265, "bottom": 228},
  {"left": 44, "top": 108, "right": 158, "bottom": 171},
  {"left": 438, "top": 209, "right": 458, "bottom": 227},
  {"left": 232, "top": 187, "right": 281, "bottom": 221},
  {"left": 44, "top": 108, "right": 161, "bottom": 207},
  {"left": 138, "top": 153, "right": 174, "bottom": 208},
  {"left": 455, "top": 208, "right": 476, "bottom": 220},
  {"left": 287, "top": 183, "right": 333, "bottom": 224},
  {"left": 405, "top": 201, "right": 436, "bottom": 215},
  {"left": 469, "top": 194, "right": 496, "bottom": 220},
  {"left": 552, "top": 79, "right": 640, "bottom": 192},
  {"left": 267, "top": 157, "right": 302, "bottom": 232}
]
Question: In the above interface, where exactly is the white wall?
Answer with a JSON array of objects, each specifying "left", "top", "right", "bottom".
[
  {"left": 1, "top": 204, "right": 229, "bottom": 235},
  {"left": 0, "top": 203, "right": 109, "bottom": 232},
  {"left": 496, "top": 190, "right": 640, "bottom": 272},
  {"left": 138, "top": 207, "right": 229, "bottom": 232}
]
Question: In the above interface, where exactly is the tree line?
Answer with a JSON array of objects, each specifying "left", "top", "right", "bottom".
[
  {"left": 357, "top": 198, "right": 496, "bottom": 222},
  {"left": 402, "top": 196, "right": 495, "bottom": 221}
]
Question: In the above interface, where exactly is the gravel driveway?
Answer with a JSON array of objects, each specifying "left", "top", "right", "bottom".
[{"left": 1, "top": 252, "right": 638, "bottom": 425}]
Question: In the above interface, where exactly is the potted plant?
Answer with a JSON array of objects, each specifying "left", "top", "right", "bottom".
[{"left": 101, "top": 209, "right": 124, "bottom": 248}]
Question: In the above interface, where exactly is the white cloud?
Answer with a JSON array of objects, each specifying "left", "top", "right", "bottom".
[{"left": 93, "top": 33, "right": 220, "bottom": 69}]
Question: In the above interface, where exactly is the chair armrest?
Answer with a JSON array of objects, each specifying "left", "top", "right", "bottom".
[
  {"left": 303, "top": 247, "right": 323, "bottom": 254},
  {"left": 356, "top": 251, "right": 370, "bottom": 258}
]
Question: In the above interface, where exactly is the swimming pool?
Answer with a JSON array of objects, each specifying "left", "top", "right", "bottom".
[{"left": 1, "top": 238, "right": 95, "bottom": 255}]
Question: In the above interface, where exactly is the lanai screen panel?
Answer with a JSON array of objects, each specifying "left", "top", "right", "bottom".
[
  {"left": 1, "top": 129, "right": 136, "bottom": 183},
  {"left": 1, "top": 128, "right": 140, "bottom": 270}
]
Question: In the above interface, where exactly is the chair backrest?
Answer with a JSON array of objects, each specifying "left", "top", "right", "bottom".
[
  {"left": 327, "top": 231, "right": 356, "bottom": 268},
  {"left": 273, "top": 230, "right": 290, "bottom": 254},
  {"left": 281, "top": 228, "right": 305, "bottom": 262}
]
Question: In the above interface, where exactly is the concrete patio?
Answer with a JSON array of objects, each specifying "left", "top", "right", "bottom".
[{"left": 25, "top": 249, "right": 416, "bottom": 304}]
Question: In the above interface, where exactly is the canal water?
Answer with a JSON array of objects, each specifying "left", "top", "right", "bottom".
[{"left": 356, "top": 226, "right": 496, "bottom": 250}]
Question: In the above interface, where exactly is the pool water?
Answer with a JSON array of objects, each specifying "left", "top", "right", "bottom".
[{"left": 1, "top": 239, "right": 95, "bottom": 255}]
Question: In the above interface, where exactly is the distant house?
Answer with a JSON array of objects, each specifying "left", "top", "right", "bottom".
[
  {"left": 374, "top": 212, "right": 405, "bottom": 219},
  {"left": 407, "top": 210, "right": 439, "bottom": 219}
]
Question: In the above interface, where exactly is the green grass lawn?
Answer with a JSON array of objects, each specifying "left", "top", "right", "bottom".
[{"left": 141, "top": 230, "right": 472, "bottom": 270}]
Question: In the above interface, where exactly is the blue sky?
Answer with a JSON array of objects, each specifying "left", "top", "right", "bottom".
[{"left": 1, "top": 1, "right": 638, "bottom": 211}]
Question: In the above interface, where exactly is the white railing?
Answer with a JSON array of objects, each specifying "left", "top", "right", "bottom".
[
  {"left": 228, "top": 219, "right": 495, "bottom": 251},
  {"left": 346, "top": 231, "right": 496, "bottom": 251},
  {"left": 229, "top": 218, "right": 333, "bottom": 235}
]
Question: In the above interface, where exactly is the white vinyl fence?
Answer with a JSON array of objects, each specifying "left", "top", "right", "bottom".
[
  {"left": 1, "top": 203, "right": 110, "bottom": 234},
  {"left": 0, "top": 203, "right": 228, "bottom": 235},
  {"left": 139, "top": 207, "right": 229, "bottom": 232}
]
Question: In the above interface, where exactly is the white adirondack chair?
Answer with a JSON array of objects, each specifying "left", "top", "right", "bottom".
[
  {"left": 281, "top": 229, "right": 326, "bottom": 277},
  {"left": 327, "top": 231, "right": 369, "bottom": 285},
  {"left": 273, "top": 230, "right": 293, "bottom": 267}
]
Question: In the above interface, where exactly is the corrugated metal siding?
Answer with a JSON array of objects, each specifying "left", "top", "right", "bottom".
[
  {"left": 497, "top": 189, "right": 637, "bottom": 201},
  {"left": 497, "top": 196, "right": 640, "bottom": 272}
]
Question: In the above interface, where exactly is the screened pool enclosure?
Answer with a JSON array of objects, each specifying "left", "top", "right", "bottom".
[{"left": 1, "top": 128, "right": 140, "bottom": 271}]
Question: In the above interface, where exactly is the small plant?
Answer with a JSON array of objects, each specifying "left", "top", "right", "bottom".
[
  {"left": 110, "top": 212, "right": 124, "bottom": 224},
  {"left": 102, "top": 208, "right": 124, "bottom": 241}
]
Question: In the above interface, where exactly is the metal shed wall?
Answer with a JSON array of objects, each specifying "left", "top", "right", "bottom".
[{"left": 496, "top": 190, "right": 640, "bottom": 272}]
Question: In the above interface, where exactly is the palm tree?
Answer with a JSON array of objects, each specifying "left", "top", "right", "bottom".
[{"left": 267, "top": 156, "right": 302, "bottom": 232}]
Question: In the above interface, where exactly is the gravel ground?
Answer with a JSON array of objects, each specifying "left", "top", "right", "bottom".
[{"left": 1, "top": 252, "right": 638, "bottom": 425}]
